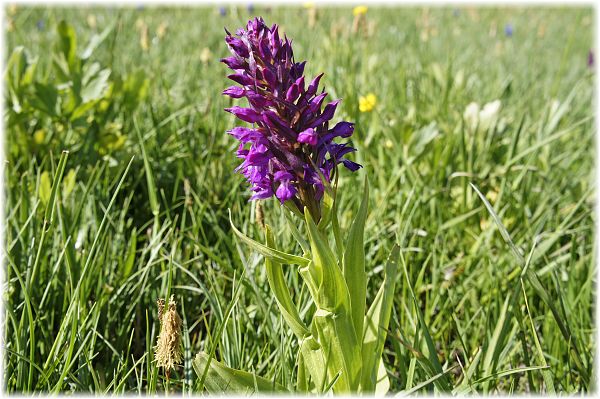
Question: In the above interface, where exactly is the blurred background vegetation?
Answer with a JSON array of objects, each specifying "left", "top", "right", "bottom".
[{"left": 3, "top": 4, "right": 595, "bottom": 394}]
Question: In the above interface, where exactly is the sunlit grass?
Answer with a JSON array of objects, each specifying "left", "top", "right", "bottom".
[{"left": 3, "top": 4, "right": 594, "bottom": 394}]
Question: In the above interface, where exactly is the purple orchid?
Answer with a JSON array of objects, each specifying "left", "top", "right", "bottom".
[{"left": 222, "top": 17, "right": 360, "bottom": 219}]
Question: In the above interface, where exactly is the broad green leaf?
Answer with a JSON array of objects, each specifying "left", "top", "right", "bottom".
[
  {"left": 361, "top": 245, "right": 398, "bottom": 393},
  {"left": 312, "top": 308, "right": 360, "bottom": 393},
  {"left": 6, "top": 46, "right": 27, "bottom": 90},
  {"left": 343, "top": 176, "right": 369, "bottom": 341},
  {"left": 409, "top": 122, "right": 440, "bottom": 161},
  {"left": 375, "top": 358, "right": 390, "bottom": 395},
  {"left": 264, "top": 225, "right": 310, "bottom": 339},
  {"left": 305, "top": 211, "right": 361, "bottom": 392},
  {"left": 80, "top": 24, "right": 113, "bottom": 60},
  {"left": 304, "top": 209, "right": 347, "bottom": 311},
  {"left": 192, "top": 352, "right": 286, "bottom": 394},
  {"left": 298, "top": 335, "right": 327, "bottom": 393},
  {"left": 57, "top": 21, "right": 77, "bottom": 70},
  {"left": 297, "top": 350, "right": 309, "bottom": 392},
  {"left": 81, "top": 65, "right": 110, "bottom": 104},
  {"left": 31, "top": 82, "right": 59, "bottom": 117},
  {"left": 229, "top": 209, "right": 310, "bottom": 266},
  {"left": 6, "top": 46, "right": 37, "bottom": 101}
]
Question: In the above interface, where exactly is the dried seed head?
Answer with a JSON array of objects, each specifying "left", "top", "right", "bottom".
[{"left": 155, "top": 295, "right": 183, "bottom": 371}]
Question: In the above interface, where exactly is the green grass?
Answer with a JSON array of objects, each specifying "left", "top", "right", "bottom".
[{"left": 3, "top": 4, "right": 595, "bottom": 394}]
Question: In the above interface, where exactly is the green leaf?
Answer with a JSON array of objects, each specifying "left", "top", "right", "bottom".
[
  {"left": 317, "top": 184, "right": 335, "bottom": 229},
  {"left": 521, "top": 281, "right": 556, "bottom": 394},
  {"left": 31, "top": 82, "right": 59, "bottom": 117},
  {"left": 121, "top": 227, "right": 137, "bottom": 281},
  {"left": 304, "top": 209, "right": 347, "bottom": 311},
  {"left": 264, "top": 225, "right": 310, "bottom": 339},
  {"left": 6, "top": 46, "right": 27, "bottom": 90},
  {"left": 123, "top": 70, "right": 150, "bottom": 111},
  {"left": 343, "top": 176, "right": 369, "bottom": 341},
  {"left": 283, "top": 210, "right": 310, "bottom": 255},
  {"left": 134, "top": 118, "right": 159, "bottom": 218},
  {"left": 57, "top": 21, "right": 77, "bottom": 70},
  {"left": 375, "top": 359, "right": 390, "bottom": 395},
  {"left": 61, "top": 169, "right": 77, "bottom": 199},
  {"left": 43, "top": 151, "right": 69, "bottom": 225},
  {"left": 80, "top": 24, "right": 113, "bottom": 60},
  {"left": 471, "top": 182, "right": 590, "bottom": 385},
  {"left": 229, "top": 209, "right": 310, "bottom": 266},
  {"left": 360, "top": 244, "right": 398, "bottom": 393},
  {"left": 193, "top": 352, "right": 286, "bottom": 394},
  {"left": 81, "top": 64, "right": 110, "bottom": 104},
  {"left": 39, "top": 171, "right": 52, "bottom": 206},
  {"left": 298, "top": 335, "right": 327, "bottom": 393},
  {"left": 305, "top": 210, "right": 361, "bottom": 392},
  {"left": 454, "top": 365, "right": 550, "bottom": 394},
  {"left": 69, "top": 101, "right": 97, "bottom": 121},
  {"left": 399, "top": 250, "right": 453, "bottom": 392},
  {"left": 409, "top": 122, "right": 440, "bottom": 161},
  {"left": 297, "top": 350, "right": 309, "bottom": 392},
  {"left": 6, "top": 46, "right": 37, "bottom": 106}
]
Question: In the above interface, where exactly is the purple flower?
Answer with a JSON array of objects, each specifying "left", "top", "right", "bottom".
[
  {"left": 588, "top": 50, "right": 594, "bottom": 68},
  {"left": 219, "top": 6, "right": 227, "bottom": 17},
  {"left": 298, "top": 128, "right": 318, "bottom": 146},
  {"left": 504, "top": 23, "right": 513, "bottom": 37},
  {"left": 222, "top": 17, "right": 361, "bottom": 218}
]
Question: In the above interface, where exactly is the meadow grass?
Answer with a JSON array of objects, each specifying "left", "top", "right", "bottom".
[{"left": 3, "top": 4, "right": 595, "bottom": 394}]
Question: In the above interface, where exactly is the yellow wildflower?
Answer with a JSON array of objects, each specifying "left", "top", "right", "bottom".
[
  {"left": 359, "top": 93, "right": 377, "bottom": 113},
  {"left": 33, "top": 129, "right": 46, "bottom": 145},
  {"left": 353, "top": 6, "right": 368, "bottom": 16},
  {"left": 303, "top": 2, "right": 315, "bottom": 9}
]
